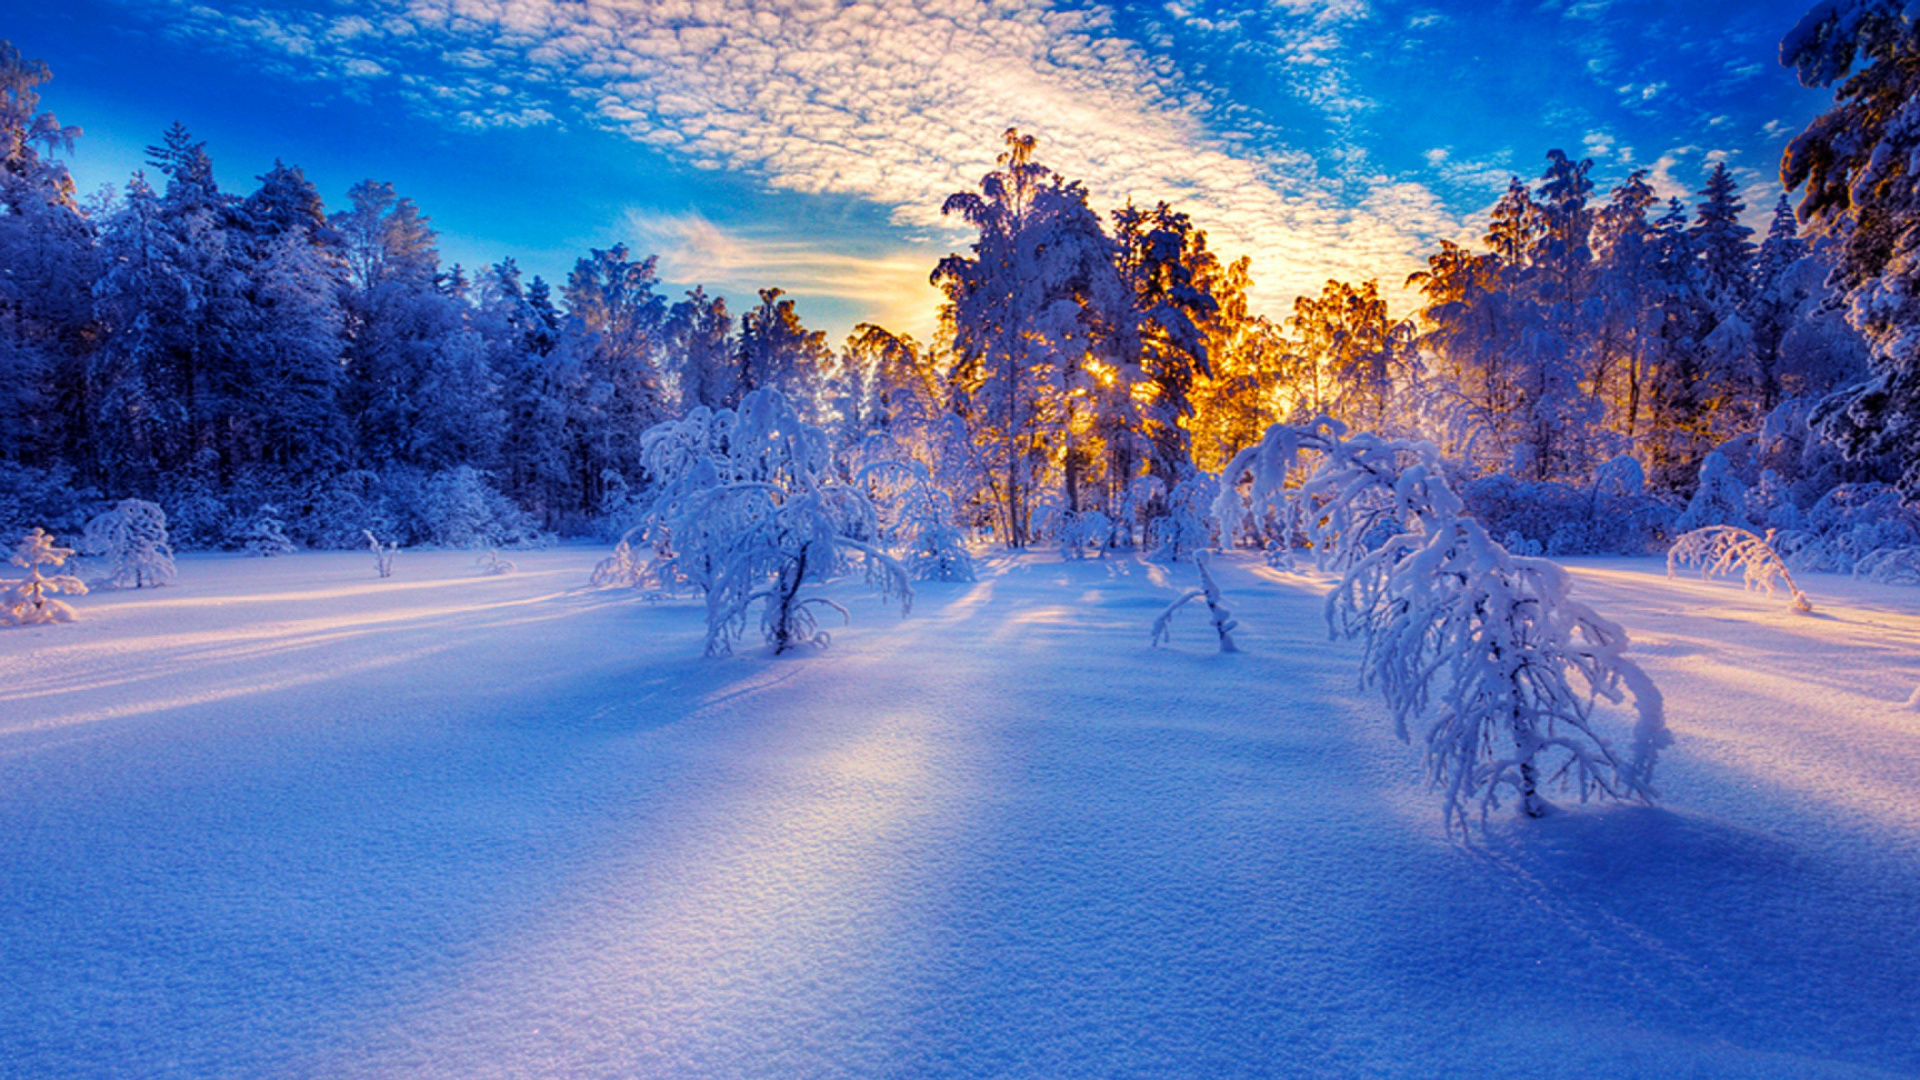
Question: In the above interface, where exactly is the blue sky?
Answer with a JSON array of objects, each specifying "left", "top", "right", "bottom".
[{"left": 11, "top": 0, "right": 1834, "bottom": 341}]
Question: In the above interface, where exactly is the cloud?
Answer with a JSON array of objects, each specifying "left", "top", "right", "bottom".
[
  {"left": 625, "top": 211, "right": 944, "bottom": 341},
  {"left": 121, "top": 0, "right": 1471, "bottom": 319}
]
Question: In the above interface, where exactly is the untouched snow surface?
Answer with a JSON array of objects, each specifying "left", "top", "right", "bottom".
[{"left": 2, "top": 548, "right": 1918, "bottom": 1079}]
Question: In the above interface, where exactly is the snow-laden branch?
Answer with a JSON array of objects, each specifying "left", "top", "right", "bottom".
[
  {"left": 1217, "top": 417, "right": 1669, "bottom": 827},
  {"left": 1667, "top": 526, "right": 1813, "bottom": 614}
]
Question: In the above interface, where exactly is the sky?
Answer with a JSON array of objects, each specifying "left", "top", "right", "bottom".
[{"left": 10, "top": 0, "right": 1837, "bottom": 342}]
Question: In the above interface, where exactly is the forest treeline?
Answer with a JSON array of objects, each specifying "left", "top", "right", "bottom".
[{"left": 2, "top": 16, "right": 1916, "bottom": 567}]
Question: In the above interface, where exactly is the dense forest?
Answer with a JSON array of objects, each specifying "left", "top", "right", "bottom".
[{"left": 3, "top": 7, "right": 1917, "bottom": 575}]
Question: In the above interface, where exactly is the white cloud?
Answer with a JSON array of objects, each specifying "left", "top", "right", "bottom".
[{"left": 132, "top": 0, "right": 1472, "bottom": 318}]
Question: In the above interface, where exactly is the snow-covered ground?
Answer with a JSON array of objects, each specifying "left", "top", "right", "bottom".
[{"left": 2, "top": 547, "right": 1917, "bottom": 1079}]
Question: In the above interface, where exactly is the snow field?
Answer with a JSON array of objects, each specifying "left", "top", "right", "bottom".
[{"left": 1, "top": 548, "right": 1918, "bottom": 1078}]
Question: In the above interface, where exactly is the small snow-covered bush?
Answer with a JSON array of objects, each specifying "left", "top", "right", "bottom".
[
  {"left": 1667, "top": 526, "right": 1813, "bottom": 613},
  {"left": 637, "top": 389, "right": 914, "bottom": 655},
  {"left": 476, "top": 550, "right": 515, "bottom": 575},
  {"left": 1149, "top": 552, "right": 1239, "bottom": 653},
  {"left": 1217, "top": 417, "right": 1669, "bottom": 826},
  {"left": 1855, "top": 546, "right": 1920, "bottom": 586},
  {"left": 1456, "top": 465, "right": 1671, "bottom": 557},
  {"left": 1150, "top": 473, "right": 1217, "bottom": 563},
  {"left": 363, "top": 530, "right": 398, "bottom": 578},
  {"left": 0, "top": 462, "right": 98, "bottom": 548},
  {"left": 858, "top": 460, "right": 975, "bottom": 582},
  {"left": 413, "top": 466, "right": 546, "bottom": 549},
  {"left": 1674, "top": 452, "right": 1751, "bottom": 533},
  {"left": 589, "top": 527, "right": 648, "bottom": 589},
  {"left": 80, "top": 499, "right": 176, "bottom": 588},
  {"left": 2, "top": 529, "right": 88, "bottom": 626},
  {"left": 1058, "top": 510, "right": 1112, "bottom": 560},
  {"left": 242, "top": 506, "right": 296, "bottom": 557}
]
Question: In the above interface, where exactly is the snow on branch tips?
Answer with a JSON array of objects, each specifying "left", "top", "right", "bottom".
[
  {"left": 3, "top": 529, "right": 88, "bottom": 626},
  {"left": 1667, "top": 526, "right": 1813, "bottom": 613},
  {"left": 1215, "top": 417, "right": 1669, "bottom": 827},
  {"left": 628, "top": 388, "right": 913, "bottom": 655},
  {"left": 1150, "top": 551, "right": 1239, "bottom": 652}
]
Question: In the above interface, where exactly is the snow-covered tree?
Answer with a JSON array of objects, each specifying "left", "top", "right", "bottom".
[
  {"left": 1668, "top": 525, "right": 1813, "bottom": 613},
  {"left": 1674, "top": 451, "right": 1752, "bottom": 532},
  {"left": 81, "top": 498, "right": 176, "bottom": 587},
  {"left": 1149, "top": 551, "right": 1239, "bottom": 652},
  {"left": 935, "top": 129, "right": 1136, "bottom": 546},
  {"left": 1216, "top": 417, "right": 1669, "bottom": 825},
  {"left": 1150, "top": 472, "right": 1218, "bottom": 562},
  {"left": 858, "top": 459, "right": 975, "bottom": 582},
  {"left": 243, "top": 505, "right": 295, "bottom": 556},
  {"left": 1783, "top": 1, "right": 1920, "bottom": 502},
  {"left": 664, "top": 286, "right": 735, "bottom": 411},
  {"left": 2, "top": 527, "right": 86, "bottom": 625},
  {"left": 636, "top": 388, "right": 912, "bottom": 655},
  {"left": 735, "top": 287, "right": 830, "bottom": 410}
]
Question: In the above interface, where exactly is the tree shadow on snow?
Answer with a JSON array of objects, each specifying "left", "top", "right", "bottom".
[{"left": 1468, "top": 805, "right": 1920, "bottom": 1073}]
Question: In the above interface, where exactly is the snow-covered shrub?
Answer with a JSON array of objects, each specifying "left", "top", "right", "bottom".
[
  {"left": 80, "top": 499, "right": 176, "bottom": 588},
  {"left": 413, "top": 466, "right": 546, "bottom": 549},
  {"left": 1501, "top": 530, "right": 1544, "bottom": 557},
  {"left": 1058, "top": 510, "right": 1113, "bottom": 560},
  {"left": 145, "top": 470, "right": 235, "bottom": 551},
  {"left": 1855, "top": 547, "right": 1920, "bottom": 586},
  {"left": 1150, "top": 473, "right": 1217, "bottom": 562},
  {"left": 1456, "top": 466, "right": 1671, "bottom": 557},
  {"left": 1674, "top": 452, "right": 1752, "bottom": 533},
  {"left": 858, "top": 460, "right": 975, "bottom": 582},
  {"left": 2, "top": 529, "right": 87, "bottom": 626},
  {"left": 1111, "top": 475, "right": 1165, "bottom": 551},
  {"left": 1026, "top": 496, "right": 1067, "bottom": 546},
  {"left": 1774, "top": 482, "right": 1920, "bottom": 573},
  {"left": 363, "top": 530, "right": 398, "bottom": 578},
  {"left": 1217, "top": 417, "right": 1669, "bottom": 826},
  {"left": 589, "top": 526, "right": 648, "bottom": 589},
  {"left": 1149, "top": 552, "right": 1239, "bottom": 652},
  {"left": 0, "top": 462, "right": 98, "bottom": 548},
  {"left": 638, "top": 388, "right": 913, "bottom": 655},
  {"left": 1668, "top": 526, "right": 1813, "bottom": 613},
  {"left": 242, "top": 505, "right": 296, "bottom": 557},
  {"left": 476, "top": 550, "right": 515, "bottom": 575}
]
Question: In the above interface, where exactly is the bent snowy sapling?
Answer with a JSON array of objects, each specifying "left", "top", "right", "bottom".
[
  {"left": 1668, "top": 525, "right": 1813, "bottom": 613},
  {"left": 1150, "top": 552, "right": 1239, "bottom": 652},
  {"left": 1216, "top": 417, "right": 1669, "bottom": 827}
]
